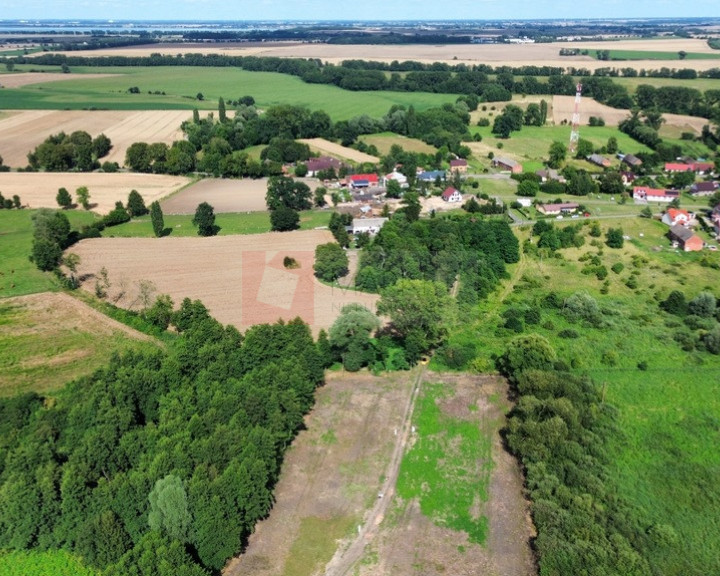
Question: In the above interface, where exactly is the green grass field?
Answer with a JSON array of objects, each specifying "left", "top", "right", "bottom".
[
  {"left": 397, "top": 381, "right": 492, "bottom": 544},
  {"left": 105, "top": 209, "right": 330, "bottom": 237},
  {"left": 0, "top": 66, "right": 459, "bottom": 120},
  {"left": 358, "top": 132, "right": 437, "bottom": 155},
  {"left": 0, "top": 550, "right": 97, "bottom": 576},
  {"left": 0, "top": 209, "right": 98, "bottom": 298},
  {"left": 591, "top": 49, "right": 720, "bottom": 61}
]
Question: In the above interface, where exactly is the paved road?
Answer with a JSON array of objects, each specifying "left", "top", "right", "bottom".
[{"left": 323, "top": 367, "right": 425, "bottom": 576}]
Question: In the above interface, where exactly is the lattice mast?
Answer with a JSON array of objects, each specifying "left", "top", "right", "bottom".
[{"left": 569, "top": 82, "right": 583, "bottom": 154}]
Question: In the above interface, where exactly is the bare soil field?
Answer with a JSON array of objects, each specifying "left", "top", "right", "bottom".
[
  {"left": 68, "top": 231, "right": 379, "bottom": 333},
  {"left": 0, "top": 292, "right": 154, "bottom": 396},
  {"left": 552, "top": 95, "right": 709, "bottom": 131},
  {"left": 226, "top": 370, "right": 415, "bottom": 576},
  {"left": 300, "top": 138, "right": 380, "bottom": 164},
  {"left": 0, "top": 109, "right": 197, "bottom": 168},
  {"left": 0, "top": 72, "right": 116, "bottom": 89},
  {"left": 47, "top": 38, "right": 720, "bottom": 71},
  {"left": 0, "top": 172, "right": 190, "bottom": 215},
  {"left": 161, "top": 177, "right": 324, "bottom": 214}
]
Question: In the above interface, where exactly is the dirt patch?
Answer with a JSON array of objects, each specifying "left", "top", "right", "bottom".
[
  {"left": 225, "top": 371, "right": 415, "bottom": 576},
  {"left": 0, "top": 172, "right": 190, "bottom": 215},
  {"left": 0, "top": 72, "right": 116, "bottom": 89},
  {"left": 161, "top": 177, "right": 324, "bottom": 214},
  {"left": 68, "top": 231, "right": 379, "bottom": 334},
  {"left": 0, "top": 109, "right": 198, "bottom": 168},
  {"left": 356, "top": 372, "right": 536, "bottom": 576},
  {"left": 300, "top": 138, "right": 380, "bottom": 164},
  {"left": 552, "top": 95, "right": 709, "bottom": 131}
]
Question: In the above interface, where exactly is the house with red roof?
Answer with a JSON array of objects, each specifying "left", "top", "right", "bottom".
[
  {"left": 662, "top": 208, "right": 692, "bottom": 227},
  {"left": 441, "top": 187, "right": 463, "bottom": 203},
  {"left": 633, "top": 186, "right": 679, "bottom": 203},
  {"left": 665, "top": 162, "right": 693, "bottom": 173},
  {"left": 450, "top": 159, "right": 468, "bottom": 173},
  {"left": 690, "top": 162, "right": 714, "bottom": 175},
  {"left": 669, "top": 225, "right": 703, "bottom": 252},
  {"left": 492, "top": 157, "right": 522, "bottom": 174},
  {"left": 348, "top": 173, "right": 379, "bottom": 189}
]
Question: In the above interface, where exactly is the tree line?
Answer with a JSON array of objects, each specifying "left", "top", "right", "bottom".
[{"left": 0, "top": 306, "right": 328, "bottom": 575}]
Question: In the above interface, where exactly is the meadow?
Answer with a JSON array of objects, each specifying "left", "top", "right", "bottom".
[
  {"left": 0, "top": 550, "right": 97, "bottom": 576},
  {"left": 590, "top": 49, "right": 720, "bottom": 61},
  {"left": 0, "top": 66, "right": 458, "bottom": 120}
]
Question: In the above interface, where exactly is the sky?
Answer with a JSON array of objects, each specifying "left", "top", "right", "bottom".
[{"left": 2, "top": 0, "right": 719, "bottom": 22}]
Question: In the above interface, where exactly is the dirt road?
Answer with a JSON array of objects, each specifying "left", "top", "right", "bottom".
[{"left": 323, "top": 367, "right": 425, "bottom": 576}]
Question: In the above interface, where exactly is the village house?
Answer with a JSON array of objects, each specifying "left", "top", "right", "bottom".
[
  {"left": 665, "top": 162, "right": 693, "bottom": 173},
  {"left": 352, "top": 217, "right": 388, "bottom": 235},
  {"left": 535, "top": 169, "right": 566, "bottom": 183},
  {"left": 621, "top": 154, "right": 643, "bottom": 169},
  {"left": 633, "top": 186, "right": 680, "bottom": 203},
  {"left": 382, "top": 170, "right": 408, "bottom": 188},
  {"left": 449, "top": 158, "right": 468, "bottom": 173},
  {"left": 348, "top": 173, "right": 379, "bottom": 189},
  {"left": 441, "top": 187, "right": 463, "bottom": 203},
  {"left": 306, "top": 156, "right": 344, "bottom": 177},
  {"left": 537, "top": 202, "right": 580, "bottom": 216},
  {"left": 665, "top": 161, "right": 715, "bottom": 175},
  {"left": 621, "top": 171, "right": 637, "bottom": 186},
  {"left": 587, "top": 154, "right": 611, "bottom": 168},
  {"left": 492, "top": 157, "right": 522, "bottom": 174},
  {"left": 662, "top": 208, "right": 692, "bottom": 227},
  {"left": 690, "top": 181, "right": 719, "bottom": 197},
  {"left": 668, "top": 225, "right": 704, "bottom": 252}
]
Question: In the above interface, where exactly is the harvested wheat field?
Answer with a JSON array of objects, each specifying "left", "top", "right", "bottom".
[
  {"left": 0, "top": 172, "right": 191, "bottom": 215},
  {"left": 0, "top": 72, "right": 116, "bottom": 89},
  {"left": 552, "top": 95, "right": 709, "bottom": 131},
  {"left": 161, "top": 177, "right": 322, "bottom": 214},
  {"left": 300, "top": 138, "right": 380, "bottom": 164},
  {"left": 68, "top": 230, "right": 379, "bottom": 333},
  {"left": 0, "top": 109, "right": 199, "bottom": 168},
  {"left": 0, "top": 292, "right": 154, "bottom": 396}
]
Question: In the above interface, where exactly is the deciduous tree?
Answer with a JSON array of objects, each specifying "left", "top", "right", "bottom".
[{"left": 192, "top": 202, "right": 219, "bottom": 236}]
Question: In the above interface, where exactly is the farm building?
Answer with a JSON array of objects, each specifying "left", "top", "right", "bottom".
[
  {"left": 450, "top": 159, "right": 468, "bottom": 173},
  {"left": 536, "top": 169, "right": 566, "bottom": 183},
  {"left": 587, "top": 154, "right": 611, "bottom": 168},
  {"left": 665, "top": 162, "right": 693, "bottom": 173},
  {"left": 690, "top": 181, "right": 719, "bottom": 197},
  {"left": 306, "top": 156, "right": 344, "bottom": 177},
  {"left": 516, "top": 197, "right": 533, "bottom": 208},
  {"left": 621, "top": 154, "right": 643, "bottom": 168},
  {"left": 348, "top": 173, "right": 379, "bottom": 189},
  {"left": 417, "top": 170, "right": 446, "bottom": 183},
  {"left": 668, "top": 225, "right": 703, "bottom": 252},
  {"left": 662, "top": 208, "right": 692, "bottom": 227},
  {"left": 665, "top": 161, "right": 714, "bottom": 174},
  {"left": 537, "top": 202, "right": 579, "bottom": 216},
  {"left": 382, "top": 170, "right": 408, "bottom": 188},
  {"left": 633, "top": 186, "right": 679, "bottom": 203},
  {"left": 492, "top": 157, "right": 522, "bottom": 174},
  {"left": 441, "top": 187, "right": 463, "bottom": 203},
  {"left": 352, "top": 217, "right": 388, "bottom": 235}
]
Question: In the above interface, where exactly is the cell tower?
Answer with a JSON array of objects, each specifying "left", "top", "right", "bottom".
[{"left": 569, "top": 82, "right": 583, "bottom": 154}]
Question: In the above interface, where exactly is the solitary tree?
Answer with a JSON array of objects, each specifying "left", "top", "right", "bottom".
[
  {"left": 76, "top": 186, "right": 91, "bottom": 210},
  {"left": 218, "top": 97, "right": 227, "bottom": 123},
  {"left": 270, "top": 205, "right": 300, "bottom": 232},
  {"left": 329, "top": 303, "right": 380, "bottom": 371},
  {"left": 314, "top": 243, "right": 349, "bottom": 282},
  {"left": 548, "top": 141, "right": 567, "bottom": 169},
  {"left": 126, "top": 190, "right": 148, "bottom": 217},
  {"left": 192, "top": 202, "right": 218, "bottom": 236},
  {"left": 56, "top": 187, "right": 72, "bottom": 209},
  {"left": 150, "top": 201, "right": 164, "bottom": 237}
]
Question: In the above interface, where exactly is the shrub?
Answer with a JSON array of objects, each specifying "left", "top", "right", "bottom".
[
  {"left": 611, "top": 262, "right": 625, "bottom": 274},
  {"left": 688, "top": 292, "right": 717, "bottom": 318},
  {"left": 558, "top": 329, "right": 579, "bottom": 339},
  {"left": 563, "top": 292, "right": 602, "bottom": 326}
]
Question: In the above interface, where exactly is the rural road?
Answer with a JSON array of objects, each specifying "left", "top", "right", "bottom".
[{"left": 323, "top": 367, "right": 425, "bottom": 576}]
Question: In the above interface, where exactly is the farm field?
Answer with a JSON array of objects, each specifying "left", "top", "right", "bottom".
[
  {"left": 0, "top": 109, "right": 198, "bottom": 167},
  {"left": 0, "top": 209, "right": 97, "bottom": 298},
  {"left": 0, "top": 67, "right": 459, "bottom": 120},
  {"left": 358, "top": 132, "right": 437, "bottom": 155},
  {"left": 299, "top": 138, "right": 380, "bottom": 164},
  {"left": 0, "top": 172, "right": 191, "bottom": 214},
  {"left": 161, "top": 178, "right": 273, "bottom": 214},
  {"left": 0, "top": 71, "right": 116, "bottom": 88},
  {"left": 39, "top": 37, "right": 720, "bottom": 71},
  {"left": 0, "top": 292, "right": 156, "bottom": 397},
  {"left": 67, "top": 231, "right": 379, "bottom": 333}
]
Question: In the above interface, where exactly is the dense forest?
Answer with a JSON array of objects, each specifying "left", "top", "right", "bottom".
[{"left": 0, "top": 302, "right": 327, "bottom": 575}]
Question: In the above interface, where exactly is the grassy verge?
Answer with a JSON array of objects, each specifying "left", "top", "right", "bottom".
[
  {"left": 397, "top": 381, "right": 492, "bottom": 544},
  {"left": 281, "top": 516, "right": 356, "bottom": 576},
  {"left": 0, "top": 209, "right": 98, "bottom": 298}
]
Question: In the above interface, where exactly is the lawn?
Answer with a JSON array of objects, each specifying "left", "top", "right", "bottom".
[
  {"left": 397, "top": 381, "right": 492, "bottom": 544},
  {"left": 0, "top": 549, "right": 97, "bottom": 576},
  {"left": 0, "top": 209, "right": 98, "bottom": 298},
  {"left": 104, "top": 209, "right": 331, "bottom": 238},
  {"left": 0, "top": 66, "right": 459, "bottom": 121}
]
